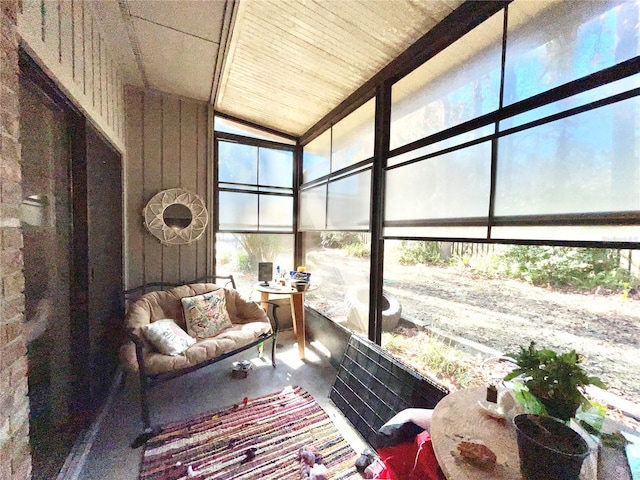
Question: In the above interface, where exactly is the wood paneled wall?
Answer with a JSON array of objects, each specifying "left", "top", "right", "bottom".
[
  {"left": 17, "top": 0, "right": 125, "bottom": 152},
  {"left": 125, "top": 87, "right": 210, "bottom": 288}
]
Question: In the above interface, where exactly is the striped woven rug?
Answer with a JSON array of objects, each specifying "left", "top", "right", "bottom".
[{"left": 139, "top": 386, "right": 361, "bottom": 480}]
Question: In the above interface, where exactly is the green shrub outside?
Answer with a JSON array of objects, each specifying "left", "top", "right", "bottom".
[
  {"left": 233, "top": 234, "right": 282, "bottom": 272},
  {"left": 320, "top": 231, "right": 362, "bottom": 248},
  {"left": 345, "top": 242, "right": 370, "bottom": 258},
  {"left": 319, "top": 231, "right": 371, "bottom": 258},
  {"left": 393, "top": 241, "right": 636, "bottom": 292},
  {"left": 398, "top": 240, "right": 442, "bottom": 265},
  {"left": 494, "top": 245, "right": 636, "bottom": 290},
  {"left": 236, "top": 251, "right": 252, "bottom": 272},
  {"left": 217, "top": 250, "right": 231, "bottom": 265}
]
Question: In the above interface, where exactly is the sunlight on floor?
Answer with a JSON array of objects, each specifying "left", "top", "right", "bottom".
[{"left": 276, "top": 344, "right": 323, "bottom": 370}]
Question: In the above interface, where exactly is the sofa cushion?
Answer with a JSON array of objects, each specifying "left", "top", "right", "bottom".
[
  {"left": 119, "top": 283, "right": 274, "bottom": 374},
  {"left": 181, "top": 289, "right": 232, "bottom": 339},
  {"left": 142, "top": 319, "right": 196, "bottom": 356},
  {"left": 140, "top": 322, "right": 272, "bottom": 374}
]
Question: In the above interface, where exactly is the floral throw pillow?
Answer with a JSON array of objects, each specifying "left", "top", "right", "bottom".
[
  {"left": 142, "top": 319, "right": 196, "bottom": 356},
  {"left": 181, "top": 289, "right": 232, "bottom": 339}
]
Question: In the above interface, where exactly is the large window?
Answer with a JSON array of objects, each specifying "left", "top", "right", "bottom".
[
  {"left": 215, "top": 132, "right": 295, "bottom": 296},
  {"left": 390, "top": 10, "right": 503, "bottom": 150},
  {"left": 297, "top": 0, "right": 640, "bottom": 419},
  {"left": 303, "top": 99, "right": 375, "bottom": 183},
  {"left": 214, "top": 116, "right": 296, "bottom": 145},
  {"left": 215, "top": 232, "right": 294, "bottom": 297},
  {"left": 376, "top": 0, "right": 640, "bottom": 422},
  {"left": 300, "top": 99, "right": 375, "bottom": 233},
  {"left": 385, "top": 140, "right": 492, "bottom": 238},
  {"left": 496, "top": 97, "right": 640, "bottom": 217},
  {"left": 331, "top": 99, "right": 375, "bottom": 172},
  {"left": 503, "top": 1, "right": 640, "bottom": 106},
  {"left": 300, "top": 100, "right": 376, "bottom": 333},
  {"left": 301, "top": 231, "right": 372, "bottom": 336},
  {"left": 381, "top": 241, "right": 640, "bottom": 413},
  {"left": 217, "top": 137, "right": 294, "bottom": 232},
  {"left": 384, "top": 0, "right": 640, "bottom": 243}
]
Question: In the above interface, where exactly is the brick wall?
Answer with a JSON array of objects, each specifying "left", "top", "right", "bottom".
[{"left": 1, "top": 0, "right": 32, "bottom": 478}]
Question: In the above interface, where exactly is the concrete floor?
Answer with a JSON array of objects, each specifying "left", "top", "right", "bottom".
[{"left": 76, "top": 330, "right": 368, "bottom": 479}]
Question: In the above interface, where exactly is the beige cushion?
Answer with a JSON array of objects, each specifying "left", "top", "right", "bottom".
[
  {"left": 142, "top": 319, "right": 195, "bottom": 355},
  {"left": 139, "top": 323, "right": 272, "bottom": 374},
  {"left": 119, "top": 283, "right": 273, "bottom": 375},
  {"left": 181, "top": 289, "right": 232, "bottom": 339}
]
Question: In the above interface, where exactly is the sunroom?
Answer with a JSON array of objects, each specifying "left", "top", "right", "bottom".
[{"left": 2, "top": 0, "right": 639, "bottom": 479}]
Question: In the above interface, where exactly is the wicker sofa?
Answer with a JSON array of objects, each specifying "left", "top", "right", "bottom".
[{"left": 119, "top": 278, "right": 279, "bottom": 440}]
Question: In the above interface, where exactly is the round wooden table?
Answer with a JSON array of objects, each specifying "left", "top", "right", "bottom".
[
  {"left": 255, "top": 283, "right": 318, "bottom": 360},
  {"left": 431, "top": 388, "right": 620, "bottom": 480},
  {"left": 431, "top": 387, "right": 523, "bottom": 480}
]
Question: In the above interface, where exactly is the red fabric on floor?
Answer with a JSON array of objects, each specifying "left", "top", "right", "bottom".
[{"left": 376, "top": 431, "right": 443, "bottom": 480}]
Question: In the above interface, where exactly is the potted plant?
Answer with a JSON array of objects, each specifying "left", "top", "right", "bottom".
[
  {"left": 513, "top": 413, "right": 590, "bottom": 480},
  {"left": 504, "top": 342, "right": 606, "bottom": 421}
]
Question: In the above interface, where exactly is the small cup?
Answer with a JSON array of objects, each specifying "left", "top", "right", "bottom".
[{"left": 294, "top": 281, "right": 308, "bottom": 292}]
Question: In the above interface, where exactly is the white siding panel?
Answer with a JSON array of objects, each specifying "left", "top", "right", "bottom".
[
  {"left": 43, "top": 0, "right": 59, "bottom": 55},
  {"left": 19, "top": 0, "right": 42, "bottom": 45},
  {"left": 18, "top": 0, "right": 126, "bottom": 152},
  {"left": 72, "top": 0, "right": 84, "bottom": 89},
  {"left": 85, "top": 11, "right": 94, "bottom": 106},
  {"left": 60, "top": 0, "right": 73, "bottom": 67}
]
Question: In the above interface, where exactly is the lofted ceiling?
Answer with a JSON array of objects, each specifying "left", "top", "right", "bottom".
[{"left": 103, "top": 0, "right": 465, "bottom": 138}]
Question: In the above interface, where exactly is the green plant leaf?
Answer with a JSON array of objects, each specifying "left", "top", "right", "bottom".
[
  {"left": 503, "top": 342, "right": 606, "bottom": 419},
  {"left": 511, "top": 382, "right": 546, "bottom": 414},
  {"left": 575, "top": 400, "right": 607, "bottom": 432}
]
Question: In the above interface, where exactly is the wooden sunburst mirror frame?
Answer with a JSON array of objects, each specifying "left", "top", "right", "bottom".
[{"left": 143, "top": 188, "right": 208, "bottom": 245}]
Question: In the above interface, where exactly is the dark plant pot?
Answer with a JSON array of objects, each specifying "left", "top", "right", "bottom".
[{"left": 514, "top": 414, "right": 589, "bottom": 480}]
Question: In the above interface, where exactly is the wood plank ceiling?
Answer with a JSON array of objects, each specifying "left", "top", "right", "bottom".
[{"left": 114, "top": 0, "right": 465, "bottom": 137}]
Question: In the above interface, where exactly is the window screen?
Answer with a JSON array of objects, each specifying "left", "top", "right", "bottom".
[
  {"left": 504, "top": 1, "right": 640, "bottom": 106},
  {"left": 217, "top": 138, "right": 294, "bottom": 232},
  {"left": 390, "top": 10, "right": 503, "bottom": 150},
  {"left": 495, "top": 96, "right": 640, "bottom": 217},
  {"left": 386, "top": 142, "right": 492, "bottom": 224}
]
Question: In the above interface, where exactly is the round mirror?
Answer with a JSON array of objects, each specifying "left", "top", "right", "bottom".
[
  {"left": 163, "top": 203, "right": 192, "bottom": 229},
  {"left": 143, "top": 188, "right": 208, "bottom": 245}
]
